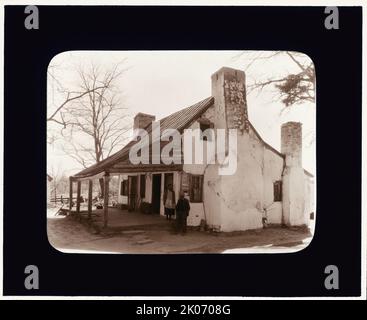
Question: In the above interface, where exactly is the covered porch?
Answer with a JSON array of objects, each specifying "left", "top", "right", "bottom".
[{"left": 68, "top": 164, "right": 183, "bottom": 228}]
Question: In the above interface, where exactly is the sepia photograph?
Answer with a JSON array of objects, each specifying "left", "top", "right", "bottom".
[
  {"left": 47, "top": 51, "right": 316, "bottom": 254},
  {"left": 2, "top": 2, "right": 364, "bottom": 302}
]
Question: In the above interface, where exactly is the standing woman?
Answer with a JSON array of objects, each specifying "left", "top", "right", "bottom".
[{"left": 163, "top": 184, "right": 176, "bottom": 220}]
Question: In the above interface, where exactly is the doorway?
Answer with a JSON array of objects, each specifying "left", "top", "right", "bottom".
[
  {"left": 128, "top": 175, "right": 138, "bottom": 211},
  {"left": 164, "top": 173, "right": 173, "bottom": 191},
  {"left": 151, "top": 174, "right": 162, "bottom": 214}
]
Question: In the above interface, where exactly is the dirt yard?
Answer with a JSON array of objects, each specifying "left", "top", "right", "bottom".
[{"left": 47, "top": 209, "right": 313, "bottom": 254}]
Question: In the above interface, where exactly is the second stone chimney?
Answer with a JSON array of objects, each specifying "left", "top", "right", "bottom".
[
  {"left": 281, "top": 121, "right": 306, "bottom": 226},
  {"left": 211, "top": 67, "right": 249, "bottom": 133},
  {"left": 281, "top": 122, "right": 302, "bottom": 168},
  {"left": 133, "top": 112, "right": 156, "bottom": 130}
]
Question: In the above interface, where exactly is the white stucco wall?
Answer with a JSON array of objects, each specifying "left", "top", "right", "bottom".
[
  {"left": 182, "top": 106, "right": 216, "bottom": 227},
  {"left": 201, "top": 126, "right": 286, "bottom": 232},
  {"left": 281, "top": 122, "right": 311, "bottom": 227},
  {"left": 203, "top": 164, "right": 222, "bottom": 230},
  {"left": 217, "top": 128, "right": 264, "bottom": 231},
  {"left": 181, "top": 104, "right": 287, "bottom": 231},
  {"left": 262, "top": 148, "right": 284, "bottom": 224},
  {"left": 282, "top": 167, "right": 306, "bottom": 226},
  {"left": 303, "top": 174, "right": 315, "bottom": 223},
  {"left": 182, "top": 106, "right": 215, "bottom": 176}
]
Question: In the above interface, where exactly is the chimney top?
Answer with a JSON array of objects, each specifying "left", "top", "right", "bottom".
[
  {"left": 134, "top": 112, "right": 156, "bottom": 130},
  {"left": 211, "top": 66, "right": 248, "bottom": 132},
  {"left": 281, "top": 121, "right": 302, "bottom": 128},
  {"left": 211, "top": 67, "right": 245, "bottom": 80}
]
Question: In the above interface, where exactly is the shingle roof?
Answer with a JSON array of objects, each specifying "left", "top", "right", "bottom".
[{"left": 73, "top": 96, "right": 214, "bottom": 178}]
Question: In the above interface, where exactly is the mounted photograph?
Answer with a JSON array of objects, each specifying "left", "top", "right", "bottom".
[{"left": 46, "top": 51, "right": 316, "bottom": 254}]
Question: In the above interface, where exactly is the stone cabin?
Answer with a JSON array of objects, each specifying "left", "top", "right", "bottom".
[{"left": 71, "top": 67, "right": 315, "bottom": 231}]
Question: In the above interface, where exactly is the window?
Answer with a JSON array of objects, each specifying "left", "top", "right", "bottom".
[
  {"left": 273, "top": 181, "right": 282, "bottom": 202},
  {"left": 120, "top": 180, "right": 128, "bottom": 196},
  {"left": 190, "top": 175, "right": 203, "bottom": 203},
  {"left": 181, "top": 172, "right": 190, "bottom": 193},
  {"left": 199, "top": 121, "right": 214, "bottom": 141},
  {"left": 140, "top": 174, "right": 146, "bottom": 198}
]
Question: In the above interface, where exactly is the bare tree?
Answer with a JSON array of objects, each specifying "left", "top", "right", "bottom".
[
  {"left": 235, "top": 51, "right": 315, "bottom": 109},
  {"left": 47, "top": 65, "right": 110, "bottom": 128},
  {"left": 52, "top": 62, "right": 132, "bottom": 196},
  {"left": 48, "top": 165, "right": 69, "bottom": 204},
  {"left": 234, "top": 51, "right": 316, "bottom": 147}
]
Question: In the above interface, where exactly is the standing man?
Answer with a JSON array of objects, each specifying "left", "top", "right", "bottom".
[{"left": 175, "top": 191, "right": 190, "bottom": 234}]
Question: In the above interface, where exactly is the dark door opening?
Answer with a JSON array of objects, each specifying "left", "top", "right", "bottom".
[
  {"left": 151, "top": 174, "right": 162, "bottom": 214},
  {"left": 128, "top": 175, "right": 138, "bottom": 211},
  {"left": 164, "top": 173, "right": 173, "bottom": 191}
]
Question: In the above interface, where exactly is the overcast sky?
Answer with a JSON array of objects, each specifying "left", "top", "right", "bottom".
[{"left": 47, "top": 51, "right": 316, "bottom": 176}]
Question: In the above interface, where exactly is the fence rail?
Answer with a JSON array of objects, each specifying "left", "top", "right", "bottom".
[
  {"left": 49, "top": 197, "right": 77, "bottom": 204},
  {"left": 49, "top": 195, "right": 118, "bottom": 204}
]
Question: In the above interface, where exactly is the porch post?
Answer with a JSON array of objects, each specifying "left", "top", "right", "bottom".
[
  {"left": 103, "top": 173, "right": 110, "bottom": 228},
  {"left": 76, "top": 180, "right": 81, "bottom": 214},
  {"left": 88, "top": 179, "right": 93, "bottom": 220},
  {"left": 69, "top": 177, "right": 73, "bottom": 214}
]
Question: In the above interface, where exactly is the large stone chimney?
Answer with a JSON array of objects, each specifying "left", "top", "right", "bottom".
[
  {"left": 281, "top": 122, "right": 307, "bottom": 226},
  {"left": 211, "top": 67, "right": 249, "bottom": 133},
  {"left": 133, "top": 112, "right": 156, "bottom": 130}
]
